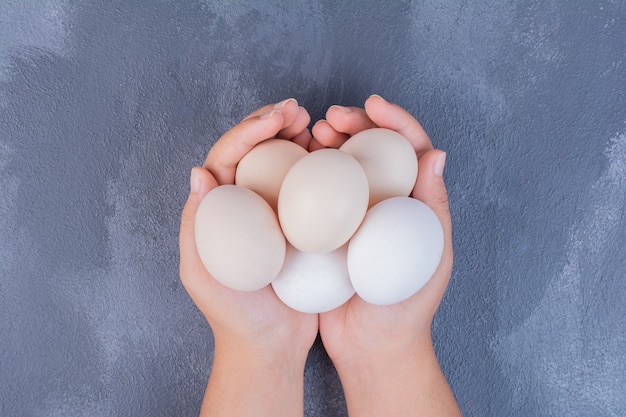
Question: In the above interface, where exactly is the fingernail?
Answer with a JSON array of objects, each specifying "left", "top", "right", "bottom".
[
  {"left": 313, "top": 118, "right": 327, "bottom": 127},
  {"left": 330, "top": 105, "right": 352, "bottom": 114},
  {"left": 273, "top": 98, "right": 296, "bottom": 109},
  {"left": 434, "top": 152, "right": 447, "bottom": 177},
  {"left": 370, "top": 94, "right": 387, "bottom": 103},
  {"left": 260, "top": 109, "right": 280, "bottom": 119},
  {"left": 190, "top": 167, "right": 202, "bottom": 193}
]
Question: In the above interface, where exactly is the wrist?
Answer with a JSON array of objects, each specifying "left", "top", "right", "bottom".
[
  {"left": 203, "top": 338, "right": 309, "bottom": 417},
  {"left": 213, "top": 335, "right": 310, "bottom": 374},
  {"left": 336, "top": 341, "right": 437, "bottom": 415},
  {"left": 332, "top": 338, "right": 461, "bottom": 417},
  {"left": 333, "top": 336, "right": 436, "bottom": 382},
  {"left": 329, "top": 326, "right": 434, "bottom": 372}
]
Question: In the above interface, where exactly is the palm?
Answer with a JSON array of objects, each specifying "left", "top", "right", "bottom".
[
  {"left": 195, "top": 277, "right": 318, "bottom": 348},
  {"left": 319, "top": 256, "right": 451, "bottom": 361}
]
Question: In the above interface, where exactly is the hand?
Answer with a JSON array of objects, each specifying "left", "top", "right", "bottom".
[
  {"left": 315, "top": 95, "right": 460, "bottom": 416},
  {"left": 179, "top": 99, "right": 318, "bottom": 417}
]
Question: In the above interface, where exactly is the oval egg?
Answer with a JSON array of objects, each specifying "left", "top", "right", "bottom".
[
  {"left": 347, "top": 197, "right": 443, "bottom": 305},
  {"left": 271, "top": 244, "right": 355, "bottom": 314},
  {"left": 235, "top": 139, "right": 308, "bottom": 212},
  {"left": 278, "top": 149, "right": 369, "bottom": 253},
  {"left": 340, "top": 128, "right": 417, "bottom": 207},
  {"left": 195, "top": 185, "right": 286, "bottom": 291}
]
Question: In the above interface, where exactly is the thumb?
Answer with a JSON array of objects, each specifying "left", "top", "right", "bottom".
[
  {"left": 411, "top": 149, "right": 452, "bottom": 260},
  {"left": 411, "top": 149, "right": 454, "bottom": 304},
  {"left": 179, "top": 167, "right": 218, "bottom": 288}
]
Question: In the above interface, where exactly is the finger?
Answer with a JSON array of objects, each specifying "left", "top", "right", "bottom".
[
  {"left": 277, "top": 106, "right": 311, "bottom": 139},
  {"left": 204, "top": 109, "right": 285, "bottom": 184},
  {"left": 311, "top": 119, "right": 349, "bottom": 148},
  {"left": 411, "top": 150, "right": 453, "bottom": 275},
  {"left": 242, "top": 98, "right": 298, "bottom": 121},
  {"left": 179, "top": 167, "right": 219, "bottom": 296},
  {"left": 325, "top": 105, "right": 377, "bottom": 135},
  {"left": 308, "top": 137, "right": 326, "bottom": 152},
  {"left": 290, "top": 128, "right": 312, "bottom": 149},
  {"left": 364, "top": 95, "right": 433, "bottom": 158}
]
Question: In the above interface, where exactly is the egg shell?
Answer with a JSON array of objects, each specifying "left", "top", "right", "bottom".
[
  {"left": 272, "top": 244, "right": 355, "bottom": 313},
  {"left": 340, "top": 128, "right": 418, "bottom": 207},
  {"left": 347, "top": 197, "right": 443, "bottom": 305},
  {"left": 278, "top": 148, "right": 369, "bottom": 253},
  {"left": 194, "top": 185, "right": 286, "bottom": 291},
  {"left": 235, "top": 139, "right": 308, "bottom": 212}
]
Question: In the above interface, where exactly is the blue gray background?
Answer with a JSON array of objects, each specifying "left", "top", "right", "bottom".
[{"left": 1, "top": 1, "right": 625, "bottom": 416}]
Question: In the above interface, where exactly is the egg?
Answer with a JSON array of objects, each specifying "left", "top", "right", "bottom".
[
  {"left": 278, "top": 148, "right": 369, "bottom": 253},
  {"left": 194, "top": 185, "right": 286, "bottom": 291},
  {"left": 347, "top": 197, "right": 444, "bottom": 305},
  {"left": 340, "top": 128, "right": 418, "bottom": 207},
  {"left": 235, "top": 139, "right": 308, "bottom": 212},
  {"left": 271, "top": 244, "right": 355, "bottom": 313}
]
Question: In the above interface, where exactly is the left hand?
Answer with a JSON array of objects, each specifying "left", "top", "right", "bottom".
[{"left": 179, "top": 98, "right": 318, "bottom": 361}]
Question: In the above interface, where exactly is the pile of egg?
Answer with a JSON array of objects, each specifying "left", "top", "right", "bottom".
[{"left": 194, "top": 128, "right": 444, "bottom": 313}]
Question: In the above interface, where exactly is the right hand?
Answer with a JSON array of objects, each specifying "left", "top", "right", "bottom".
[{"left": 315, "top": 95, "right": 454, "bottom": 370}]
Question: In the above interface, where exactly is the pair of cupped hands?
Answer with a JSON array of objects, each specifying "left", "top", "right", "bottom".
[{"left": 179, "top": 95, "right": 453, "bottom": 409}]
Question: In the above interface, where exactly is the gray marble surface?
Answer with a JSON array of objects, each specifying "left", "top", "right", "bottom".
[{"left": 1, "top": 1, "right": 624, "bottom": 416}]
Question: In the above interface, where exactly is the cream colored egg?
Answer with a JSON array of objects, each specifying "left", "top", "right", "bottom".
[
  {"left": 340, "top": 128, "right": 417, "bottom": 207},
  {"left": 278, "top": 149, "right": 369, "bottom": 253},
  {"left": 347, "top": 197, "right": 443, "bottom": 305},
  {"left": 235, "top": 139, "right": 308, "bottom": 212},
  {"left": 271, "top": 244, "right": 354, "bottom": 313},
  {"left": 195, "top": 185, "right": 286, "bottom": 291}
]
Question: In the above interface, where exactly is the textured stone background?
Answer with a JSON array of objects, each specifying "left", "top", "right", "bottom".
[{"left": 1, "top": 1, "right": 625, "bottom": 416}]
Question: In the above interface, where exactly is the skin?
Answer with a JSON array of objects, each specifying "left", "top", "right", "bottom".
[
  {"left": 179, "top": 95, "right": 461, "bottom": 417},
  {"left": 315, "top": 95, "right": 461, "bottom": 417},
  {"left": 179, "top": 98, "right": 318, "bottom": 417}
]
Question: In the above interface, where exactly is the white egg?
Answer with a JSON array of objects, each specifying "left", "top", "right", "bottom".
[
  {"left": 271, "top": 244, "right": 354, "bottom": 313},
  {"left": 195, "top": 185, "right": 286, "bottom": 291},
  {"left": 347, "top": 197, "right": 443, "bottom": 305},
  {"left": 340, "top": 128, "right": 418, "bottom": 207},
  {"left": 278, "top": 149, "right": 369, "bottom": 253}
]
